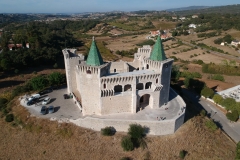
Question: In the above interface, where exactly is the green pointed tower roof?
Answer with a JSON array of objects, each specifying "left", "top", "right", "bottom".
[
  {"left": 86, "top": 37, "right": 104, "bottom": 66},
  {"left": 149, "top": 35, "right": 166, "bottom": 61}
]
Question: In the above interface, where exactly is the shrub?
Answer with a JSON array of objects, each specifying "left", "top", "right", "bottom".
[
  {"left": 201, "top": 87, "right": 214, "bottom": 98},
  {"left": 101, "top": 126, "right": 115, "bottom": 136},
  {"left": 121, "top": 136, "right": 134, "bottom": 151},
  {"left": 211, "top": 74, "right": 225, "bottom": 81},
  {"left": 200, "top": 109, "right": 206, "bottom": 117},
  {"left": 5, "top": 114, "right": 14, "bottom": 122},
  {"left": 205, "top": 119, "right": 218, "bottom": 131},
  {"left": 0, "top": 98, "right": 8, "bottom": 109},
  {"left": 212, "top": 94, "right": 223, "bottom": 104},
  {"left": 179, "top": 150, "right": 187, "bottom": 159},
  {"left": 128, "top": 124, "right": 145, "bottom": 139},
  {"left": 236, "top": 142, "right": 240, "bottom": 160},
  {"left": 53, "top": 63, "right": 58, "bottom": 68},
  {"left": 226, "top": 110, "right": 239, "bottom": 122}
]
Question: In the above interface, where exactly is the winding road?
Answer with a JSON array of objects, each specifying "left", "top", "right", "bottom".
[{"left": 182, "top": 88, "right": 240, "bottom": 143}]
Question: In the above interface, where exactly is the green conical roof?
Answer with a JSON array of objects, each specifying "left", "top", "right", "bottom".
[
  {"left": 86, "top": 37, "right": 104, "bottom": 66},
  {"left": 149, "top": 36, "right": 166, "bottom": 61}
]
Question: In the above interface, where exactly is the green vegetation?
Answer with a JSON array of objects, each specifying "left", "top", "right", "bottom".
[
  {"left": 116, "top": 48, "right": 138, "bottom": 57},
  {"left": 121, "top": 124, "right": 147, "bottom": 151},
  {"left": 197, "top": 31, "right": 218, "bottom": 38},
  {"left": 221, "top": 98, "right": 236, "bottom": 111},
  {"left": 226, "top": 110, "right": 239, "bottom": 122},
  {"left": 205, "top": 119, "right": 218, "bottom": 132},
  {"left": 200, "top": 109, "right": 207, "bottom": 117},
  {"left": 180, "top": 71, "right": 202, "bottom": 79},
  {"left": 5, "top": 114, "right": 14, "bottom": 122},
  {"left": 236, "top": 142, "right": 240, "bottom": 160},
  {"left": 214, "top": 34, "right": 233, "bottom": 44},
  {"left": 201, "top": 87, "right": 214, "bottom": 98},
  {"left": 212, "top": 94, "right": 223, "bottom": 104},
  {"left": 121, "top": 136, "right": 134, "bottom": 151},
  {"left": 202, "top": 63, "right": 240, "bottom": 76},
  {"left": 101, "top": 126, "right": 115, "bottom": 136},
  {"left": 136, "top": 40, "right": 155, "bottom": 46},
  {"left": 179, "top": 150, "right": 187, "bottom": 159},
  {"left": 208, "top": 74, "right": 225, "bottom": 82}
]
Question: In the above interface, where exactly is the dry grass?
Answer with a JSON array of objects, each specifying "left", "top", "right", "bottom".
[
  {"left": 0, "top": 98, "right": 236, "bottom": 160},
  {"left": 152, "top": 20, "right": 177, "bottom": 30}
]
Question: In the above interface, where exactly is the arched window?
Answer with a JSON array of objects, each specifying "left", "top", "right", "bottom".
[
  {"left": 136, "top": 68, "right": 139, "bottom": 70},
  {"left": 124, "top": 84, "right": 131, "bottom": 91},
  {"left": 146, "top": 64, "right": 149, "bottom": 69},
  {"left": 156, "top": 78, "right": 158, "bottom": 84},
  {"left": 114, "top": 69, "right": 116, "bottom": 72},
  {"left": 86, "top": 70, "right": 91, "bottom": 74},
  {"left": 114, "top": 85, "right": 122, "bottom": 93},
  {"left": 136, "top": 83, "right": 144, "bottom": 90},
  {"left": 145, "top": 82, "right": 152, "bottom": 89},
  {"left": 103, "top": 84, "right": 106, "bottom": 89}
]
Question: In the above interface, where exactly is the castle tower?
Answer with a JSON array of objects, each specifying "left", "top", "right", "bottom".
[
  {"left": 149, "top": 36, "right": 173, "bottom": 107},
  {"left": 78, "top": 37, "right": 106, "bottom": 115}
]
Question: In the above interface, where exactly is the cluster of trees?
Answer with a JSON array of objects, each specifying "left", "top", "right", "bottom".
[
  {"left": 180, "top": 71, "right": 202, "bottom": 79},
  {"left": 213, "top": 94, "right": 240, "bottom": 122},
  {"left": 197, "top": 43, "right": 227, "bottom": 54},
  {"left": 121, "top": 124, "right": 147, "bottom": 151},
  {"left": 236, "top": 142, "right": 240, "bottom": 160},
  {"left": 208, "top": 74, "right": 225, "bottom": 81},
  {"left": 12, "top": 72, "right": 65, "bottom": 97},
  {"left": 197, "top": 31, "right": 219, "bottom": 38},
  {"left": 0, "top": 21, "right": 88, "bottom": 71},
  {"left": 136, "top": 39, "right": 155, "bottom": 46},
  {"left": 214, "top": 34, "right": 233, "bottom": 44},
  {"left": 115, "top": 48, "right": 138, "bottom": 57}
]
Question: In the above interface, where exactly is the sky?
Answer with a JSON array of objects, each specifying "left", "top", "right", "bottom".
[{"left": 0, "top": 0, "right": 240, "bottom": 13}]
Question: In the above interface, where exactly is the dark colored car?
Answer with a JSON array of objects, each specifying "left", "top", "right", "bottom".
[
  {"left": 63, "top": 94, "right": 69, "bottom": 99},
  {"left": 40, "top": 106, "right": 47, "bottom": 115},
  {"left": 38, "top": 88, "right": 53, "bottom": 95},
  {"left": 27, "top": 99, "right": 37, "bottom": 106},
  {"left": 48, "top": 106, "right": 54, "bottom": 114}
]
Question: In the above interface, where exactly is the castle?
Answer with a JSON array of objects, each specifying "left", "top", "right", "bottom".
[{"left": 63, "top": 36, "right": 173, "bottom": 116}]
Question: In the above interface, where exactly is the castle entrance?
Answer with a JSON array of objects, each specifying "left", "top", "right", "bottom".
[{"left": 137, "top": 94, "right": 150, "bottom": 112}]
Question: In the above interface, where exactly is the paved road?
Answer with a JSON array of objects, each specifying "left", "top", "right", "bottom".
[{"left": 182, "top": 88, "right": 240, "bottom": 143}]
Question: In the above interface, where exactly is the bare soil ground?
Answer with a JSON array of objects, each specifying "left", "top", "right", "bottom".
[{"left": 0, "top": 100, "right": 236, "bottom": 160}]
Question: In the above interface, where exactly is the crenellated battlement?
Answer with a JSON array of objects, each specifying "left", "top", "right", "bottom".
[
  {"left": 101, "top": 89, "right": 114, "bottom": 97},
  {"left": 101, "top": 73, "right": 160, "bottom": 85},
  {"left": 76, "top": 62, "right": 110, "bottom": 75}
]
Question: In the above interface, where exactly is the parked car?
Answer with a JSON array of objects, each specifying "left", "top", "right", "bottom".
[
  {"left": 40, "top": 106, "right": 47, "bottom": 115},
  {"left": 63, "top": 94, "right": 69, "bottom": 99},
  {"left": 48, "top": 106, "right": 54, "bottom": 114},
  {"left": 38, "top": 88, "right": 52, "bottom": 95},
  {"left": 28, "top": 94, "right": 40, "bottom": 101},
  {"left": 27, "top": 99, "right": 37, "bottom": 106},
  {"left": 42, "top": 97, "right": 51, "bottom": 105}
]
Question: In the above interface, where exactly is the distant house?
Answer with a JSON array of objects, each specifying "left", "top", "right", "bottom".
[
  {"left": 8, "top": 43, "right": 29, "bottom": 50},
  {"left": 179, "top": 17, "right": 186, "bottom": 20},
  {"left": 188, "top": 24, "right": 197, "bottom": 28},
  {"left": 231, "top": 40, "right": 240, "bottom": 47},
  {"left": 220, "top": 42, "right": 225, "bottom": 46},
  {"left": 192, "top": 15, "right": 198, "bottom": 18},
  {"left": 150, "top": 30, "right": 160, "bottom": 37},
  {"left": 172, "top": 16, "right": 177, "bottom": 20}
]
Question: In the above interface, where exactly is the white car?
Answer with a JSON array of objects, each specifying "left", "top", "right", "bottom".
[{"left": 42, "top": 97, "right": 51, "bottom": 105}]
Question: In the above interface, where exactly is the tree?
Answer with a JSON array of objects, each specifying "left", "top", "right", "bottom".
[
  {"left": 236, "top": 142, "right": 240, "bottom": 160},
  {"left": 179, "top": 150, "right": 187, "bottom": 159},
  {"left": 213, "top": 94, "right": 223, "bottom": 104},
  {"left": 226, "top": 110, "right": 239, "bottom": 122},
  {"left": 5, "top": 114, "right": 14, "bottom": 122},
  {"left": 1, "top": 58, "right": 11, "bottom": 70},
  {"left": 184, "top": 77, "right": 191, "bottom": 88},
  {"left": 221, "top": 98, "right": 236, "bottom": 111},
  {"left": 201, "top": 87, "right": 214, "bottom": 98},
  {"left": 128, "top": 124, "right": 145, "bottom": 139},
  {"left": 48, "top": 72, "right": 65, "bottom": 87},
  {"left": 30, "top": 75, "right": 48, "bottom": 90}
]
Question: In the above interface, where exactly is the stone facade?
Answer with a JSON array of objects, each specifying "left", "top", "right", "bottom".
[{"left": 63, "top": 36, "right": 174, "bottom": 116}]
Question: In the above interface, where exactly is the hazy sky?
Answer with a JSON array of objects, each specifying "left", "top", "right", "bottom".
[{"left": 0, "top": 0, "right": 240, "bottom": 13}]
